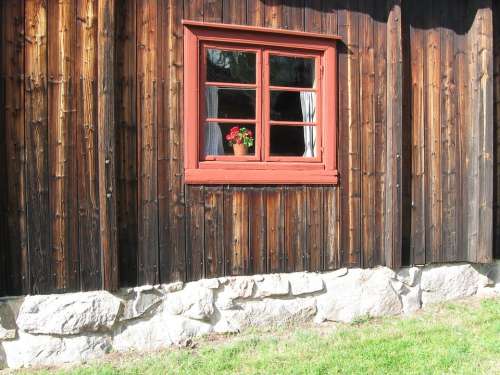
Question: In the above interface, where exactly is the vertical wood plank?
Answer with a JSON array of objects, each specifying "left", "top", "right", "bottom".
[
  {"left": 48, "top": 0, "right": 78, "bottom": 291},
  {"left": 283, "top": 0, "right": 304, "bottom": 31},
  {"left": 223, "top": 0, "right": 246, "bottom": 24},
  {"left": 285, "top": 187, "right": 307, "bottom": 272},
  {"left": 115, "top": 0, "right": 137, "bottom": 287},
  {"left": 304, "top": 0, "right": 321, "bottom": 34},
  {"left": 204, "top": 187, "right": 224, "bottom": 278},
  {"left": 384, "top": 0, "right": 403, "bottom": 268},
  {"left": 2, "top": 0, "right": 29, "bottom": 294},
  {"left": 359, "top": 4, "right": 376, "bottom": 268},
  {"left": 164, "top": 0, "right": 186, "bottom": 282},
  {"left": 338, "top": 1, "right": 361, "bottom": 268},
  {"left": 249, "top": 188, "right": 267, "bottom": 274},
  {"left": 77, "top": 0, "right": 101, "bottom": 291},
  {"left": 264, "top": 0, "right": 283, "bottom": 29},
  {"left": 408, "top": 0, "right": 426, "bottom": 265},
  {"left": 494, "top": 0, "right": 500, "bottom": 260},
  {"left": 246, "top": 0, "right": 265, "bottom": 27},
  {"left": 98, "top": 0, "right": 118, "bottom": 290},
  {"left": 373, "top": 0, "right": 387, "bottom": 266},
  {"left": 307, "top": 187, "right": 323, "bottom": 271},
  {"left": 137, "top": 0, "right": 159, "bottom": 285},
  {"left": 224, "top": 187, "right": 250, "bottom": 276},
  {"left": 204, "top": 0, "right": 222, "bottom": 23},
  {"left": 25, "top": 0, "right": 51, "bottom": 294},
  {"left": 476, "top": 3, "right": 494, "bottom": 263},
  {"left": 0, "top": 0, "right": 6, "bottom": 295},
  {"left": 186, "top": 186, "right": 204, "bottom": 281},
  {"left": 267, "top": 187, "right": 285, "bottom": 273},
  {"left": 440, "top": 2, "right": 458, "bottom": 262},
  {"left": 184, "top": 0, "right": 204, "bottom": 21}
]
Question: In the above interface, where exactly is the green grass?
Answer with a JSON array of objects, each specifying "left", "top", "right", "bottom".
[{"left": 21, "top": 298, "right": 500, "bottom": 375}]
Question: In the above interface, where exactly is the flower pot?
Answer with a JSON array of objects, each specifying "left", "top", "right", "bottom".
[{"left": 232, "top": 143, "right": 248, "bottom": 156}]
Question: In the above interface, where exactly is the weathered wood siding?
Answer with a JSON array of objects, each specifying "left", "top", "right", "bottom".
[{"left": 0, "top": 0, "right": 497, "bottom": 295}]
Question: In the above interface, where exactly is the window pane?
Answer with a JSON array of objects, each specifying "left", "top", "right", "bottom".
[
  {"left": 206, "top": 49, "right": 256, "bottom": 84},
  {"left": 270, "top": 55, "right": 315, "bottom": 88},
  {"left": 205, "top": 87, "right": 256, "bottom": 119},
  {"left": 270, "top": 125, "right": 316, "bottom": 157},
  {"left": 204, "top": 123, "right": 256, "bottom": 156},
  {"left": 270, "top": 91, "right": 316, "bottom": 122}
]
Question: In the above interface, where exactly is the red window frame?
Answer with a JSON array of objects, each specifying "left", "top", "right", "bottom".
[{"left": 183, "top": 20, "right": 340, "bottom": 184}]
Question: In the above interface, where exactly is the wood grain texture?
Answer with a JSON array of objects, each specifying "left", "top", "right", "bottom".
[
  {"left": 137, "top": 0, "right": 159, "bottom": 285},
  {"left": 25, "top": 0, "right": 51, "bottom": 294},
  {"left": 97, "top": 0, "right": 118, "bottom": 291},
  {"left": 2, "top": 0, "right": 29, "bottom": 295},
  {"left": 48, "top": 0, "right": 78, "bottom": 291},
  {"left": 115, "top": 0, "right": 138, "bottom": 287}
]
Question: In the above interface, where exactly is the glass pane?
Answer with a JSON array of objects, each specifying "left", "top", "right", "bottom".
[
  {"left": 204, "top": 123, "right": 256, "bottom": 156},
  {"left": 206, "top": 49, "right": 256, "bottom": 84},
  {"left": 270, "top": 91, "right": 316, "bottom": 122},
  {"left": 270, "top": 125, "right": 316, "bottom": 157},
  {"left": 270, "top": 55, "right": 315, "bottom": 87},
  {"left": 205, "top": 87, "right": 256, "bottom": 119}
]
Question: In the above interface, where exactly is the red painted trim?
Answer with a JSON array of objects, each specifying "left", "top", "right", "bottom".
[
  {"left": 184, "top": 22, "right": 339, "bottom": 185},
  {"left": 182, "top": 20, "right": 342, "bottom": 42}
]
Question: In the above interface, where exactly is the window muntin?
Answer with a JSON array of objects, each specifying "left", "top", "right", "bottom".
[{"left": 201, "top": 45, "right": 321, "bottom": 163}]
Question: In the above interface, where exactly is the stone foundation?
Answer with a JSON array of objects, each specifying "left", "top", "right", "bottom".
[{"left": 1, "top": 262, "right": 499, "bottom": 369}]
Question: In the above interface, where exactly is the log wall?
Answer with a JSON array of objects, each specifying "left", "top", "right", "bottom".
[{"left": 0, "top": 0, "right": 497, "bottom": 296}]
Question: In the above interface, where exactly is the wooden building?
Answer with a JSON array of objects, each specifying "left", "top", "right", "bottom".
[{"left": 0, "top": 0, "right": 499, "bottom": 296}]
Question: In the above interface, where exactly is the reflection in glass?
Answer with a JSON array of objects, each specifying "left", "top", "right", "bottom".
[
  {"left": 270, "top": 125, "right": 316, "bottom": 157},
  {"left": 207, "top": 49, "right": 256, "bottom": 84},
  {"left": 270, "top": 91, "right": 316, "bottom": 122},
  {"left": 204, "top": 123, "right": 256, "bottom": 156},
  {"left": 270, "top": 55, "right": 315, "bottom": 87},
  {"left": 205, "top": 87, "right": 256, "bottom": 119}
]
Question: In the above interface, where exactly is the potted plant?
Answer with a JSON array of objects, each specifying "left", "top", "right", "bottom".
[{"left": 226, "top": 126, "right": 254, "bottom": 156}]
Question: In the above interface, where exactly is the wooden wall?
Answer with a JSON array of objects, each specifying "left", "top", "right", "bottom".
[{"left": 0, "top": 0, "right": 497, "bottom": 296}]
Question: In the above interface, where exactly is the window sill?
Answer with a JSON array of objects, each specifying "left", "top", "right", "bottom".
[{"left": 184, "top": 168, "right": 339, "bottom": 185}]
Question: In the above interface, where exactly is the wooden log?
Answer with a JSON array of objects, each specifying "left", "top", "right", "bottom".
[
  {"left": 115, "top": 0, "right": 138, "bottom": 287},
  {"left": 384, "top": 0, "right": 403, "bottom": 268},
  {"left": 25, "top": 0, "right": 51, "bottom": 294},
  {"left": 48, "top": 0, "right": 78, "bottom": 291},
  {"left": 137, "top": 0, "right": 159, "bottom": 285},
  {"left": 2, "top": 0, "right": 29, "bottom": 295},
  {"left": 98, "top": 0, "right": 118, "bottom": 291}
]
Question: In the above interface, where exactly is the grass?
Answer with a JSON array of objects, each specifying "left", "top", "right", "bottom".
[{"left": 16, "top": 297, "right": 500, "bottom": 375}]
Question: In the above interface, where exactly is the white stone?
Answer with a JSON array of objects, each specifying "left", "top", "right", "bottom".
[
  {"left": 17, "top": 292, "right": 121, "bottom": 335},
  {"left": 317, "top": 268, "right": 402, "bottom": 323},
  {"left": 400, "top": 286, "right": 422, "bottom": 314},
  {"left": 288, "top": 273, "right": 324, "bottom": 296},
  {"left": 2, "top": 331, "right": 111, "bottom": 369},
  {"left": 200, "top": 278, "right": 220, "bottom": 289},
  {"left": 161, "top": 281, "right": 184, "bottom": 293},
  {"left": 253, "top": 274, "right": 289, "bottom": 298},
  {"left": 321, "top": 268, "right": 348, "bottom": 280},
  {"left": 420, "top": 263, "right": 489, "bottom": 305},
  {"left": 166, "top": 283, "right": 214, "bottom": 320},
  {"left": 119, "top": 289, "right": 163, "bottom": 321},
  {"left": 397, "top": 267, "right": 421, "bottom": 287},
  {"left": 215, "top": 278, "right": 255, "bottom": 311},
  {"left": 215, "top": 298, "right": 317, "bottom": 332}
]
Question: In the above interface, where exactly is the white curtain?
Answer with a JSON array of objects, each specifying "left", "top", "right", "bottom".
[
  {"left": 205, "top": 87, "right": 224, "bottom": 156},
  {"left": 300, "top": 91, "right": 316, "bottom": 157}
]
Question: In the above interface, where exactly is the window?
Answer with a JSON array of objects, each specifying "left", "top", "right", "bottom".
[{"left": 184, "top": 21, "right": 339, "bottom": 184}]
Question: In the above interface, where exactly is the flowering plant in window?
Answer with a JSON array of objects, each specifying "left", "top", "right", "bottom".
[{"left": 225, "top": 126, "right": 254, "bottom": 155}]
